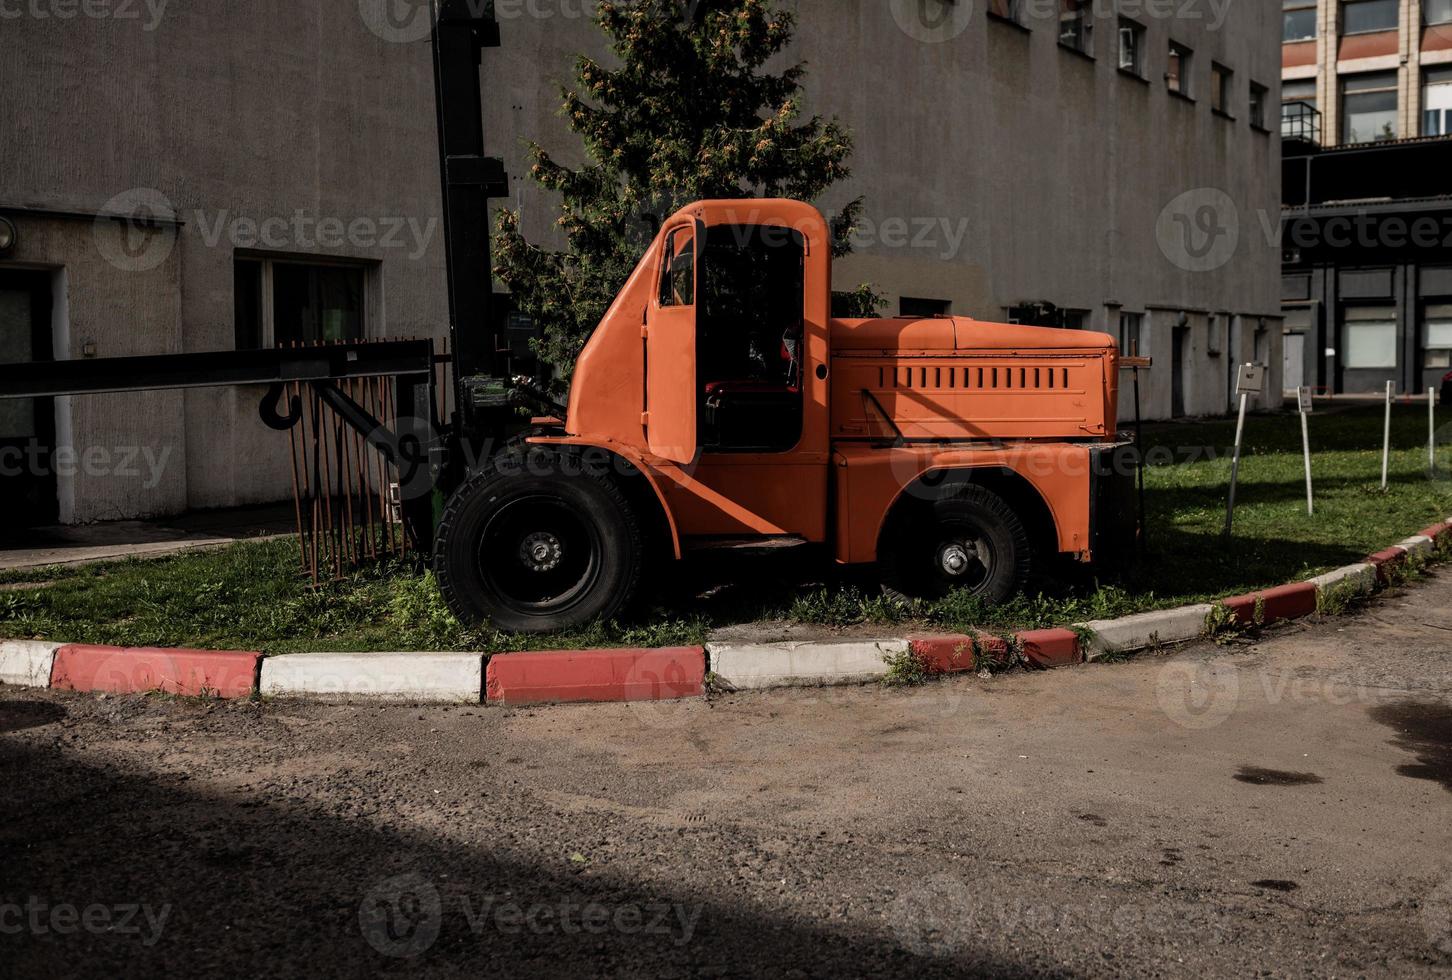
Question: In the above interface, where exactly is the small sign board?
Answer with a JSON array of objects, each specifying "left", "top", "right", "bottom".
[
  {"left": 1235, "top": 363, "right": 1264, "bottom": 397},
  {"left": 1297, "top": 386, "right": 1313, "bottom": 414}
]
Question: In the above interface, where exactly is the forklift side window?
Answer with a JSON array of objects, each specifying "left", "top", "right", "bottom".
[
  {"left": 658, "top": 228, "right": 695, "bottom": 307},
  {"left": 697, "top": 224, "right": 805, "bottom": 454}
]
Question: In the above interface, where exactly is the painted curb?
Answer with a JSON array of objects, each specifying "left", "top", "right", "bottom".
[
  {"left": 1078, "top": 604, "right": 1214, "bottom": 662},
  {"left": 260, "top": 652, "right": 484, "bottom": 702},
  {"left": 908, "top": 634, "right": 1006, "bottom": 674},
  {"left": 0, "top": 641, "right": 61, "bottom": 689},
  {"left": 707, "top": 639, "right": 905, "bottom": 690},
  {"left": 486, "top": 647, "right": 704, "bottom": 705},
  {"left": 1367, "top": 546, "right": 1409, "bottom": 584},
  {"left": 1306, "top": 562, "right": 1377, "bottom": 597},
  {"left": 50, "top": 645, "right": 260, "bottom": 699},
  {"left": 1016, "top": 628, "right": 1082, "bottom": 668},
  {"left": 5, "top": 515, "right": 1450, "bottom": 705},
  {"left": 1221, "top": 582, "right": 1318, "bottom": 627}
]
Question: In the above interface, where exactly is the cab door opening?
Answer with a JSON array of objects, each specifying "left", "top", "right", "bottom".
[{"left": 697, "top": 224, "right": 805, "bottom": 454}]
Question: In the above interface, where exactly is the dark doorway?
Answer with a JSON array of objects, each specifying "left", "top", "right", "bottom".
[
  {"left": 1171, "top": 325, "right": 1189, "bottom": 417},
  {"left": 0, "top": 270, "right": 58, "bottom": 528}
]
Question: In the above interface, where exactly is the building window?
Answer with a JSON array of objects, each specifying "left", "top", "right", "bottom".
[
  {"left": 1059, "top": 0, "right": 1092, "bottom": 55},
  {"left": 900, "top": 297, "right": 952, "bottom": 318},
  {"left": 1428, "top": 0, "right": 1452, "bottom": 26},
  {"left": 1424, "top": 67, "right": 1452, "bottom": 136},
  {"left": 1118, "top": 312, "right": 1146, "bottom": 356},
  {"left": 1283, "top": 0, "right": 1316, "bottom": 41},
  {"left": 1211, "top": 63, "right": 1233, "bottom": 115},
  {"left": 234, "top": 258, "right": 367, "bottom": 349},
  {"left": 1167, "top": 42, "right": 1192, "bottom": 97},
  {"left": 1118, "top": 19, "right": 1145, "bottom": 76},
  {"left": 1282, "top": 78, "right": 1317, "bottom": 112},
  {"left": 1343, "top": 305, "right": 1397, "bottom": 369},
  {"left": 1342, "top": 0, "right": 1398, "bottom": 34},
  {"left": 987, "top": 0, "right": 1024, "bottom": 24},
  {"left": 1341, "top": 71, "right": 1399, "bottom": 143},
  {"left": 1424, "top": 304, "right": 1452, "bottom": 368},
  {"left": 1249, "top": 82, "right": 1269, "bottom": 128}
]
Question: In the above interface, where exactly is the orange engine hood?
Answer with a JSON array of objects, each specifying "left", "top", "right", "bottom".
[{"left": 831, "top": 316, "right": 1115, "bottom": 354}]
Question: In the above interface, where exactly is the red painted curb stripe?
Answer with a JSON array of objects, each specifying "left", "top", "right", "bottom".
[
  {"left": 1366, "top": 546, "right": 1409, "bottom": 585},
  {"left": 1221, "top": 581, "right": 1317, "bottom": 627},
  {"left": 1418, "top": 522, "right": 1450, "bottom": 542},
  {"left": 907, "top": 634, "right": 1008, "bottom": 674},
  {"left": 50, "top": 645, "right": 261, "bottom": 698},
  {"left": 485, "top": 646, "right": 705, "bottom": 705},
  {"left": 1015, "top": 628, "right": 1082, "bottom": 669}
]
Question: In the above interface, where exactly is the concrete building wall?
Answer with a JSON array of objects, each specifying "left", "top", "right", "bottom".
[
  {"left": 2, "top": 1, "right": 449, "bottom": 522},
  {"left": 2, "top": 0, "right": 1280, "bottom": 523}
]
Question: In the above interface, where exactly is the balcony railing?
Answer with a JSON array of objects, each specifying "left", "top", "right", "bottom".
[{"left": 1281, "top": 100, "right": 1322, "bottom": 144}]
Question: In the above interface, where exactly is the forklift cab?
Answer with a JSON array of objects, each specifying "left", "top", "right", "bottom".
[{"left": 648, "top": 219, "right": 807, "bottom": 458}]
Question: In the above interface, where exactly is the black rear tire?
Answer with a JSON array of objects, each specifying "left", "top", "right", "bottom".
[
  {"left": 879, "top": 483, "right": 1031, "bottom": 605},
  {"left": 433, "top": 449, "right": 643, "bottom": 633}
]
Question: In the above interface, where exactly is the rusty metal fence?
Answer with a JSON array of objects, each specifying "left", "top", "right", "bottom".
[{"left": 285, "top": 339, "right": 452, "bottom": 583}]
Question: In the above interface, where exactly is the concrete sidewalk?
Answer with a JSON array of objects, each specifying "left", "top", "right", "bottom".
[{"left": 0, "top": 504, "right": 294, "bottom": 573}]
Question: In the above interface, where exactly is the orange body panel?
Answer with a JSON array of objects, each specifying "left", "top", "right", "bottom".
[
  {"left": 535, "top": 199, "right": 1123, "bottom": 566},
  {"left": 832, "top": 443, "right": 1100, "bottom": 565},
  {"left": 830, "top": 316, "right": 1116, "bottom": 441}
]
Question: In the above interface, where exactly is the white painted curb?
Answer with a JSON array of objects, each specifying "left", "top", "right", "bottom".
[
  {"left": 0, "top": 641, "right": 61, "bottom": 689},
  {"left": 707, "top": 639, "right": 905, "bottom": 690},
  {"left": 260, "top": 652, "right": 484, "bottom": 702},
  {"left": 1077, "top": 605, "right": 1213, "bottom": 662},
  {"left": 1307, "top": 562, "right": 1377, "bottom": 596},
  {"left": 1397, "top": 535, "right": 1435, "bottom": 557}
]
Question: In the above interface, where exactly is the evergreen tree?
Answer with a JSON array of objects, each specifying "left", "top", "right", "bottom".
[{"left": 494, "top": 0, "right": 880, "bottom": 390}]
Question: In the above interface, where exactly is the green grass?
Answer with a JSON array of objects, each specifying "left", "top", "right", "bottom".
[
  {"left": 0, "top": 544, "right": 707, "bottom": 655},
  {"left": 1, "top": 403, "right": 1449, "bottom": 653}
]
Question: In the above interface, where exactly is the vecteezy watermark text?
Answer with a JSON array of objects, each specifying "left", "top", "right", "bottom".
[
  {"left": 195, "top": 210, "right": 438, "bottom": 260},
  {"left": 0, "top": 443, "right": 172, "bottom": 489},
  {"left": 0, "top": 0, "right": 168, "bottom": 31},
  {"left": 358, "top": 873, "right": 703, "bottom": 959},
  {"left": 0, "top": 898, "right": 171, "bottom": 947}
]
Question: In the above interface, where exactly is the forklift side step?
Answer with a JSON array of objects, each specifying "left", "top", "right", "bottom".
[{"left": 683, "top": 536, "right": 809, "bottom": 554}]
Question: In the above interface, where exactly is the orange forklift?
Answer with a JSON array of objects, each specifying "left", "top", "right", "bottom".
[{"left": 435, "top": 199, "right": 1136, "bottom": 631}]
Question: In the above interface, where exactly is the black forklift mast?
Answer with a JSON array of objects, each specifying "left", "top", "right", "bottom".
[
  {"left": 0, "top": 6, "right": 512, "bottom": 554},
  {"left": 430, "top": 0, "right": 511, "bottom": 433}
]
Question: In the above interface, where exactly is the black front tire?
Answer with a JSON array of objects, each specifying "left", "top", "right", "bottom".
[
  {"left": 879, "top": 483, "right": 1032, "bottom": 605},
  {"left": 433, "top": 449, "right": 643, "bottom": 633}
]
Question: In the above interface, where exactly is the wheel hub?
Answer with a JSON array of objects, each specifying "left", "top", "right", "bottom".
[
  {"left": 937, "top": 540, "right": 981, "bottom": 578},
  {"left": 520, "top": 532, "right": 564, "bottom": 573}
]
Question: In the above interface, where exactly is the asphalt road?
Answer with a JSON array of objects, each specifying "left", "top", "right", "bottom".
[{"left": 3, "top": 575, "right": 1452, "bottom": 977}]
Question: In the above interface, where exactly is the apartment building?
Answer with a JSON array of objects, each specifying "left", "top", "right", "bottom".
[{"left": 1280, "top": 0, "right": 1452, "bottom": 395}]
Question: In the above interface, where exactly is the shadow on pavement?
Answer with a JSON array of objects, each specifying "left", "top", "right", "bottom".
[{"left": 0, "top": 737, "right": 1048, "bottom": 977}]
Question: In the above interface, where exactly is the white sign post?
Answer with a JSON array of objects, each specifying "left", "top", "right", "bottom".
[
  {"left": 1381, "top": 380, "right": 1393, "bottom": 491},
  {"left": 1224, "top": 363, "right": 1263, "bottom": 537},
  {"left": 1430, "top": 387, "right": 1438, "bottom": 474},
  {"left": 1298, "top": 386, "right": 1314, "bottom": 516}
]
